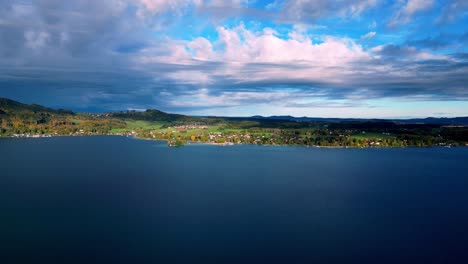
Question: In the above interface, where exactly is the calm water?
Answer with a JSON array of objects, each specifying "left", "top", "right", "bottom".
[{"left": 1, "top": 136, "right": 468, "bottom": 263}]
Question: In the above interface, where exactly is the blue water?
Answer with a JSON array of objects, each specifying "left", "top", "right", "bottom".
[{"left": 1, "top": 136, "right": 468, "bottom": 263}]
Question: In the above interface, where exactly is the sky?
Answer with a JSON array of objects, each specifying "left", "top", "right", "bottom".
[{"left": 0, "top": 0, "right": 467, "bottom": 118}]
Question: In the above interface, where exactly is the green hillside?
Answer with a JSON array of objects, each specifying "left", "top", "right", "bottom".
[{"left": 0, "top": 98, "right": 73, "bottom": 115}]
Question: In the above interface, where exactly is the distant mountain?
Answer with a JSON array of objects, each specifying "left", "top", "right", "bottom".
[
  {"left": 250, "top": 115, "right": 468, "bottom": 125},
  {"left": 250, "top": 115, "right": 382, "bottom": 122},
  {"left": 395, "top": 117, "right": 468, "bottom": 126},
  {"left": 0, "top": 98, "right": 74, "bottom": 115},
  {"left": 1, "top": 97, "right": 467, "bottom": 125}
]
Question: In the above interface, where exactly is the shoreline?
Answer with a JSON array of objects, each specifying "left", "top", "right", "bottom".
[{"left": 1, "top": 134, "right": 464, "bottom": 149}]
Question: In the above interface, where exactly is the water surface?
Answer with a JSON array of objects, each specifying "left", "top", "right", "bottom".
[{"left": 1, "top": 136, "right": 468, "bottom": 263}]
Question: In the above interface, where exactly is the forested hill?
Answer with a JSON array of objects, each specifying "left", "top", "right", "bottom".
[
  {"left": 110, "top": 109, "right": 196, "bottom": 123},
  {"left": 0, "top": 98, "right": 74, "bottom": 115},
  {"left": 1, "top": 98, "right": 126, "bottom": 136}
]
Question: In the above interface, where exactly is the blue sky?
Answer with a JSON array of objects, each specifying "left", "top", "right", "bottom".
[{"left": 0, "top": 0, "right": 467, "bottom": 118}]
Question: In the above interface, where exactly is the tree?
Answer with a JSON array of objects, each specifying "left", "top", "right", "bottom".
[{"left": 1, "top": 118, "right": 9, "bottom": 129}]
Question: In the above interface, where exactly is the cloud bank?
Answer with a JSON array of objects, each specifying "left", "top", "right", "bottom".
[{"left": 0, "top": 0, "right": 467, "bottom": 117}]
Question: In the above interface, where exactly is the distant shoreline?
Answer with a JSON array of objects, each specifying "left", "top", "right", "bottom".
[{"left": 2, "top": 134, "right": 465, "bottom": 149}]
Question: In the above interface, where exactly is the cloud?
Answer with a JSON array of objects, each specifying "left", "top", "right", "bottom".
[
  {"left": 0, "top": 0, "right": 146, "bottom": 62},
  {"left": 436, "top": 0, "right": 468, "bottom": 23},
  {"left": 0, "top": 0, "right": 467, "bottom": 116},
  {"left": 138, "top": 0, "right": 200, "bottom": 13},
  {"left": 24, "top": 30, "right": 51, "bottom": 50},
  {"left": 204, "top": 0, "right": 248, "bottom": 8},
  {"left": 136, "top": 0, "right": 203, "bottom": 20},
  {"left": 165, "top": 88, "right": 296, "bottom": 108},
  {"left": 361, "top": 31, "right": 376, "bottom": 40},
  {"left": 281, "top": 0, "right": 378, "bottom": 23},
  {"left": 132, "top": 24, "right": 467, "bottom": 112},
  {"left": 136, "top": 24, "right": 371, "bottom": 89},
  {"left": 371, "top": 43, "right": 445, "bottom": 60},
  {"left": 388, "top": 0, "right": 434, "bottom": 27},
  {"left": 406, "top": 34, "right": 451, "bottom": 50},
  {"left": 215, "top": 24, "right": 369, "bottom": 65}
]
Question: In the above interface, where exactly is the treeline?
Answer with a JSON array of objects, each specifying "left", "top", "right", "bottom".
[
  {"left": 1, "top": 114, "right": 126, "bottom": 136},
  {"left": 132, "top": 126, "right": 467, "bottom": 147}
]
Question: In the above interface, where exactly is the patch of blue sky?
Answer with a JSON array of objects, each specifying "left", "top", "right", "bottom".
[
  {"left": 246, "top": 0, "right": 279, "bottom": 9},
  {"left": 367, "top": 98, "right": 468, "bottom": 117}
]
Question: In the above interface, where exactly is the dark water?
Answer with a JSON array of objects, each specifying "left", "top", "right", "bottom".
[{"left": 1, "top": 136, "right": 468, "bottom": 263}]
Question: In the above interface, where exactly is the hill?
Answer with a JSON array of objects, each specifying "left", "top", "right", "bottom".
[
  {"left": 110, "top": 109, "right": 189, "bottom": 122},
  {"left": 0, "top": 98, "right": 74, "bottom": 115}
]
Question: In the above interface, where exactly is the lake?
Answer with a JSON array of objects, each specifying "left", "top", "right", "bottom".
[{"left": 1, "top": 136, "right": 468, "bottom": 263}]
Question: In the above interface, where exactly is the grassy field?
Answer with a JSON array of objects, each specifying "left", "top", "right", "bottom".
[{"left": 110, "top": 120, "right": 164, "bottom": 133}]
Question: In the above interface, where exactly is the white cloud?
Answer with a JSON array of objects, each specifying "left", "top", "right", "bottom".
[
  {"left": 138, "top": 0, "right": 201, "bottom": 13},
  {"left": 205, "top": 0, "right": 247, "bottom": 7},
  {"left": 137, "top": 24, "right": 371, "bottom": 85},
  {"left": 388, "top": 0, "right": 434, "bottom": 27},
  {"left": 166, "top": 88, "right": 305, "bottom": 107},
  {"left": 282, "top": 0, "right": 378, "bottom": 22},
  {"left": 266, "top": 0, "right": 280, "bottom": 10},
  {"left": 136, "top": 0, "right": 202, "bottom": 19},
  {"left": 187, "top": 37, "right": 215, "bottom": 61},
  {"left": 361, "top": 31, "right": 376, "bottom": 40},
  {"left": 214, "top": 24, "right": 370, "bottom": 65},
  {"left": 136, "top": 0, "right": 249, "bottom": 20},
  {"left": 437, "top": 0, "right": 468, "bottom": 23},
  {"left": 368, "top": 20, "right": 377, "bottom": 29},
  {"left": 24, "top": 31, "right": 50, "bottom": 50}
]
